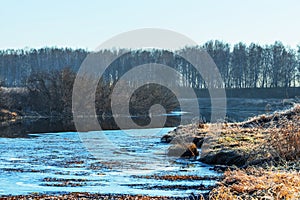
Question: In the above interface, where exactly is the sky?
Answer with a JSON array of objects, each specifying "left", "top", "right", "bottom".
[{"left": 0, "top": 0, "right": 300, "bottom": 50}]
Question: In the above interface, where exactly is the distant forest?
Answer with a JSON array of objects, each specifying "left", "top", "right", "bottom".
[
  {"left": 1, "top": 40, "right": 300, "bottom": 122},
  {"left": 1, "top": 40, "right": 300, "bottom": 89}
]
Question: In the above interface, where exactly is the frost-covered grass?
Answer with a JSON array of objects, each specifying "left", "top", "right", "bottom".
[
  {"left": 208, "top": 104, "right": 300, "bottom": 199},
  {"left": 210, "top": 168, "right": 300, "bottom": 200}
]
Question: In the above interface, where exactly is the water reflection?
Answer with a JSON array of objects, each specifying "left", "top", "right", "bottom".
[{"left": 0, "top": 98, "right": 293, "bottom": 138}]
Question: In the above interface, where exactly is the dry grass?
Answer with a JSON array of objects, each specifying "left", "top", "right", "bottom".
[
  {"left": 210, "top": 168, "right": 300, "bottom": 200},
  {"left": 208, "top": 104, "right": 300, "bottom": 199},
  {"left": 208, "top": 104, "right": 300, "bottom": 164},
  {"left": 267, "top": 117, "right": 300, "bottom": 161},
  {"left": 160, "top": 105, "right": 300, "bottom": 199}
]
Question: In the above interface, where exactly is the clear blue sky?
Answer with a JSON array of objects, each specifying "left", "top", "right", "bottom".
[{"left": 1, "top": 0, "right": 299, "bottom": 50}]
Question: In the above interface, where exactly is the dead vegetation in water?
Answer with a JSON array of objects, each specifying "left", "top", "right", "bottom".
[
  {"left": 0, "top": 193, "right": 185, "bottom": 200},
  {"left": 132, "top": 174, "right": 221, "bottom": 181}
]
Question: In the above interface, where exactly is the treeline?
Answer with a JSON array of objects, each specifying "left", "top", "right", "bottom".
[
  {"left": 0, "top": 48, "right": 87, "bottom": 86},
  {"left": 204, "top": 41, "right": 299, "bottom": 88},
  {"left": 0, "top": 68, "right": 180, "bottom": 129},
  {"left": 0, "top": 68, "right": 108, "bottom": 117},
  {"left": 0, "top": 41, "right": 299, "bottom": 89},
  {"left": 1, "top": 41, "right": 299, "bottom": 127}
]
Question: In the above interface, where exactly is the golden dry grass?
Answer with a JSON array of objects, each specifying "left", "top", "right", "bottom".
[
  {"left": 203, "top": 104, "right": 300, "bottom": 162},
  {"left": 267, "top": 117, "right": 300, "bottom": 161},
  {"left": 210, "top": 168, "right": 300, "bottom": 200},
  {"left": 207, "top": 104, "right": 300, "bottom": 200}
]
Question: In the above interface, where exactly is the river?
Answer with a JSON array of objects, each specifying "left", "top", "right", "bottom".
[
  {"left": 0, "top": 98, "right": 295, "bottom": 197},
  {"left": 0, "top": 128, "right": 219, "bottom": 197}
]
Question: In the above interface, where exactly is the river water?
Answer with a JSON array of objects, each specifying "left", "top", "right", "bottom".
[
  {"left": 0, "top": 128, "right": 219, "bottom": 197},
  {"left": 0, "top": 98, "right": 295, "bottom": 197}
]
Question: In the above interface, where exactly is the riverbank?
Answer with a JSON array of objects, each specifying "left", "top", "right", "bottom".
[
  {"left": 162, "top": 104, "right": 300, "bottom": 199},
  {"left": 193, "top": 87, "right": 300, "bottom": 99}
]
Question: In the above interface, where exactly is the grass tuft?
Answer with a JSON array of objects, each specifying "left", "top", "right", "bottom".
[{"left": 210, "top": 168, "right": 300, "bottom": 200}]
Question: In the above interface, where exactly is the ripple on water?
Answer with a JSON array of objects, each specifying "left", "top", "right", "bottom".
[{"left": 0, "top": 128, "right": 221, "bottom": 197}]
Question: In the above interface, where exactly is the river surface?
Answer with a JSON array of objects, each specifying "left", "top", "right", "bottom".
[
  {"left": 0, "top": 98, "right": 295, "bottom": 197},
  {"left": 0, "top": 128, "right": 219, "bottom": 197}
]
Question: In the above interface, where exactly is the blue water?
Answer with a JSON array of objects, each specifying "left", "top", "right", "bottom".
[
  {"left": 0, "top": 128, "right": 219, "bottom": 197},
  {"left": 1, "top": 98, "right": 292, "bottom": 196}
]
